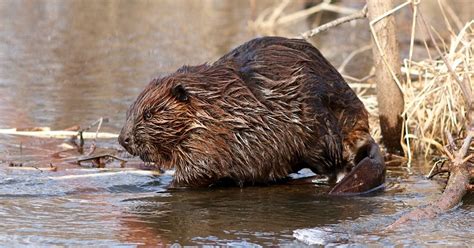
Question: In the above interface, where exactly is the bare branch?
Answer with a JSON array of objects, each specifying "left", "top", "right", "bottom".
[
  {"left": 338, "top": 44, "right": 372, "bottom": 73},
  {"left": 278, "top": 0, "right": 358, "bottom": 26},
  {"left": 299, "top": 5, "right": 367, "bottom": 39}
]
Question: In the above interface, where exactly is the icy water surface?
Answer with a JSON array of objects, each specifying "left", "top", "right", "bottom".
[{"left": 0, "top": 0, "right": 473, "bottom": 246}]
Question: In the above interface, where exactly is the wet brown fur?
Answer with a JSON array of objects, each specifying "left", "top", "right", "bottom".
[{"left": 119, "top": 37, "right": 372, "bottom": 187}]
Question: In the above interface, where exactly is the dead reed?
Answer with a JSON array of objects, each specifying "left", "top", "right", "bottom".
[{"left": 356, "top": 19, "right": 474, "bottom": 161}]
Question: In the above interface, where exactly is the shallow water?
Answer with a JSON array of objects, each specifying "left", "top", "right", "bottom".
[{"left": 0, "top": 0, "right": 473, "bottom": 246}]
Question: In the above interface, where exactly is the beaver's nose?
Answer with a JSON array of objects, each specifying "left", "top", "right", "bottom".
[
  {"left": 118, "top": 134, "right": 136, "bottom": 156},
  {"left": 118, "top": 133, "right": 131, "bottom": 149}
]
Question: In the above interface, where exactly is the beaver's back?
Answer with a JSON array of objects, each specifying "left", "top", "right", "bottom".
[{"left": 216, "top": 37, "right": 369, "bottom": 151}]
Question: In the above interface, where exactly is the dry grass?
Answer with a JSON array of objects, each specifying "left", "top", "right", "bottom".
[
  {"left": 356, "top": 18, "right": 474, "bottom": 160},
  {"left": 400, "top": 20, "right": 473, "bottom": 157}
]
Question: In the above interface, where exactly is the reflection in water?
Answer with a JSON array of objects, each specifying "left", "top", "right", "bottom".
[
  {"left": 0, "top": 0, "right": 473, "bottom": 246},
  {"left": 0, "top": 0, "right": 256, "bottom": 131},
  {"left": 119, "top": 185, "right": 377, "bottom": 245}
]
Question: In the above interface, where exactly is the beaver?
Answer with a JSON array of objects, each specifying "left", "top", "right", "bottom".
[{"left": 119, "top": 36, "right": 385, "bottom": 194}]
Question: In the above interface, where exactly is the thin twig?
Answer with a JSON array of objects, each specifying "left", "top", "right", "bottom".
[
  {"left": 343, "top": 73, "right": 375, "bottom": 84},
  {"left": 268, "top": 0, "right": 291, "bottom": 24},
  {"left": 86, "top": 117, "right": 105, "bottom": 156},
  {"left": 338, "top": 44, "right": 372, "bottom": 73},
  {"left": 75, "top": 117, "right": 109, "bottom": 155},
  {"left": 427, "top": 157, "right": 448, "bottom": 179},
  {"left": 439, "top": 0, "right": 463, "bottom": 31},
  {"left": 299, "top": 5, "right": 367, "bottom": 39},
  {"left": 458, "top": 132, "right": 473, "bottom": 160},
  {"left": 443, "top": 146, "right": 455, "bottom": 161},
  {"left": 445, "top": 129, "right": 456, "bottom": 150},
  {"left": 278, "top": 0, "right": 358, "bottom": 26}
]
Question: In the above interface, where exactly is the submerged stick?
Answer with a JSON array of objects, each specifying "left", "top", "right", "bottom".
[
  {"left": 49, "top": 170, "right": 160, "bottom": 180},
  {"left": 7, "top": 166, "right": 58, "bottom": 172},
  {"left": 77, "top": 154, "right": 127, "bottom": 168},
  {"left": 7, "top": 162, "right": 58, "bottom": 172}
]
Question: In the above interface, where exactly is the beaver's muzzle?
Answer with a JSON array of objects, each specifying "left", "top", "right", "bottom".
[{"left": 118, "top": 129, "right": 136, "bottom": 155}]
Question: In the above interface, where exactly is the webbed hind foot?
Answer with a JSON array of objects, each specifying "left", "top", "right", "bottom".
[{"left": 329, "top": 141, "right": 385, "bottom": 195}]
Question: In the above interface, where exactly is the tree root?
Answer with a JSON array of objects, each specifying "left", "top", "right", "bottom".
[
  {"left": 387, "top": 158, "right": 470, "bottom": 230},
  {"left": 387, "top": 130, "right": 473, "bottom": 230}
]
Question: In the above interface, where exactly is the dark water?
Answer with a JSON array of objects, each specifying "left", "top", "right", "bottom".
[{"left": 0, "top": 0, "right": 473, "bottom": 246}]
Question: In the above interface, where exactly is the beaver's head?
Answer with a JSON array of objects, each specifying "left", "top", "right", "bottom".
[
  {"left": 118, "top": 75, "right": 195, "bottom": 167},
  {"left": 119, "top": 64, "right": 274, "bottom": 184}
]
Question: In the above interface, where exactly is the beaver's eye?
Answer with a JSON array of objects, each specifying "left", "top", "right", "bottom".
[{"left": 143, "top": 110, "right": 152, "bottom": 121}]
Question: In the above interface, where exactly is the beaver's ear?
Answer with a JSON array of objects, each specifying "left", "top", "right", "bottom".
[{"left": 171, "top": 84, "right": 189, "bottom": 102}]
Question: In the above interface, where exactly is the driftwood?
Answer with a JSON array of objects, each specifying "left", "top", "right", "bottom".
[
  {"left": 0, "top": 128, "right": 118, "bottom": 139},
  {"left": 387, "top": 130, "right": 472, "bottom": 230},
  {"left": 7, "top": 162, "right": 58, "bottom": 172},
  {"left": 48, "top": 170, "right": 161, "bottom": 180}
]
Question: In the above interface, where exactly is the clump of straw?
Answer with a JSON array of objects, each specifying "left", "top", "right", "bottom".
[{"left": 402, "top": 20, "right": 473, "bottom": 157}]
